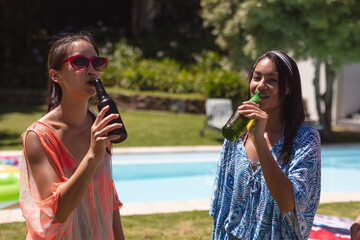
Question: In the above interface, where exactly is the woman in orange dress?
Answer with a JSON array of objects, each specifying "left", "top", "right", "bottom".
[{"left": 19, "top": 31, "right": 125, "bottom": 239}]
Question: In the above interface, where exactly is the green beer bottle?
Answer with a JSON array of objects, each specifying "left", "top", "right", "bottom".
[{"left": 222, "top": 91, "right": 262, "bottom": 141}]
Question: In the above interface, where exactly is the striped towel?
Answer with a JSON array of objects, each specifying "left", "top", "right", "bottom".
[{"left": 309, "top": 214, "right": 353, "bottom": 240}]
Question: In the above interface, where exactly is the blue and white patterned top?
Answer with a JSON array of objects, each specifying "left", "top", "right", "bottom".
[{"left": 210, "top": 125, "right": 321, "bottom": 240}]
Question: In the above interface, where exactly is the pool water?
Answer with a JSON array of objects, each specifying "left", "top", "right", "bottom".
[
  {"left": 112, "top": 152, "right": 217, "bottom": 204},
  {"left": 321, "top": 145, "right": 360, "bottom": 193},
  {"left": 112, "top": 145, "right": 360, "bottom": 204}
]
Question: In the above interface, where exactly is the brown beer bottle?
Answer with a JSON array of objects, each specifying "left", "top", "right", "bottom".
[{"left": 94, "top": 79, "right": 127, "bottom": 143}]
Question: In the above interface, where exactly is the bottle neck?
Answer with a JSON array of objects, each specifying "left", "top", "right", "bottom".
[
  {"left": 250, "top": 91, "right": 262, "bottom": 103},
  {"left": 94, "top": 79, "right": 109, "bottom": 101}
]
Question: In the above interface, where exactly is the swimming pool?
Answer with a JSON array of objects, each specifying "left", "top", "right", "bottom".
[
  {"left": 321, "top": 144, "right": 360, "bottom": 193},
  {"left": 112, "top": 144, "right": 360, "bottom": 204}
]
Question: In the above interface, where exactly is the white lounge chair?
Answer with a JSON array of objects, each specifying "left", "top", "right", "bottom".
[{"left": 200, "top": 98, "right": 233, "bottom": 136}]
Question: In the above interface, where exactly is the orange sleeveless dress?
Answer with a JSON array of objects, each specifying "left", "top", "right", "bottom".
[{"left": 19, "top": 121, "right": 122, "bottom": 239}]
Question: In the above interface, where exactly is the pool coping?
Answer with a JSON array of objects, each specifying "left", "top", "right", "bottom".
[
  {"left": 2, "top": 143, "right": 360, "bottom": 156},
  {"left": 0, "top": 143, "right": 360, "bottom": 156},
  {"left": 0, "top": 145, "right": 224, "bottom": 157}
]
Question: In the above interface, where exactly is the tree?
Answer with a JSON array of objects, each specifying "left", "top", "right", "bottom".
[
  {"left": 131, "top": 0, "right": 160, "bottom": 36},
  {"left": 200, "top": 0, "right": 360, "bottom": 140},
  {"left": 299, "top": 0, "right": 360, "bottom": 139}
]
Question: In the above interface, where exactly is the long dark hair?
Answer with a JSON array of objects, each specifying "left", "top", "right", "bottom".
[
  {"left": 242, "top": 50, "right": 305, "bottom": 163},
  {"left": 46, "top": 31, "right": 99, "bottom": 112}
]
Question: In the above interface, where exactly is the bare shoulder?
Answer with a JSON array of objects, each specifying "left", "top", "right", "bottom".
[
  {"left": 24, "top": 110, "right": 62, "bottom": 165},
  {"left": 24, "top": 131, "right": 48, "bottom": 165},
  {"left": 23, "top": 128, "right": 60, "bottom": 199}
]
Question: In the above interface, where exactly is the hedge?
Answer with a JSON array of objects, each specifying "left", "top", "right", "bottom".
[{"left": 101, "top": 40, "right": 248, "bottom": 102}]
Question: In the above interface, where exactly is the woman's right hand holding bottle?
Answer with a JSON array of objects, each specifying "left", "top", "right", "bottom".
[
  {"left": 238, "top": 100, "right": 268, "bottom": 139},
  {"left": 88, "top": 105, "right": 122, "bottom": 161}
]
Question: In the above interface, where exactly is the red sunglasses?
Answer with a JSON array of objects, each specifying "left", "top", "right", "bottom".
[{"left": 61, "top": 56, "right": 108, "bottom": 72}]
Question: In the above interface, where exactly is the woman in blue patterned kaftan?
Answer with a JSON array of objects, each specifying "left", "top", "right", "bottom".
[{"left": 210, "top": 50, "right": 321, "bottom": 240}]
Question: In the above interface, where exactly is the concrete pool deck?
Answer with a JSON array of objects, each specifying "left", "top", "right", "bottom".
[{"left": 1, "top": 145, "right": 360, "bottom": 224}]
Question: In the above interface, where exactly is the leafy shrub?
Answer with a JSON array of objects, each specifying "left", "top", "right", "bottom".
[
  {"left": 101, "top": 40, "right": 248, "bottom": 101},
  {"left": 101, "top": 40, "right": 143, "bottom": 86}
]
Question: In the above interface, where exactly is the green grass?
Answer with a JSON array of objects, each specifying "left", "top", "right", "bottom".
[
  {"left": 326, "top": 126, "right": 360, "bottom": 143},
  {"left": 316, "top": 201, "right": 360, "bottom": 219},
  {"left": 117, "top": 110, "right": 222, "bottom": 147},
  {"left": 2, "top": 104, "right": 360, "bottom": 151},
  {"left": 0, "top": 104, "right": 223, "bottom": 151},
  {"left": 1, "top": 202, "right": 359, "bottom": 240},
  {"left": 0, "top": 104, "right": 47, "bottom": 150}
]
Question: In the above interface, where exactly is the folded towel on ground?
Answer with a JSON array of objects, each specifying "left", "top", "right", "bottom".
[{"left": 309, "top": 214, "right": 353, "bottom": 240}]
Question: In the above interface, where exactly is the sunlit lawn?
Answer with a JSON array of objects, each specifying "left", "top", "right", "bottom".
[
  {"left": 1, "top": 104, "right": 360, "bottom": 151},
  {"left": 0, "top": 103, "right": 223, "bottom": 151},
  {"left": 1, "top": 202, "right": 360, "bottom": 240}
]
